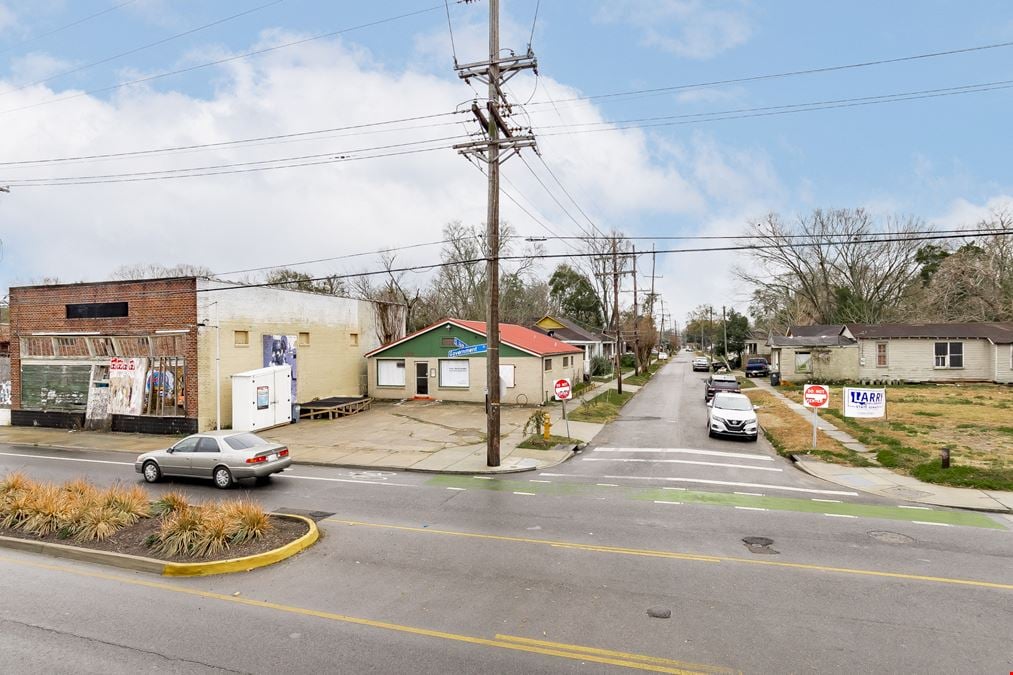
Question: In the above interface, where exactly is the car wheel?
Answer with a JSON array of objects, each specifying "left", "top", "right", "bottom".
[
  {"left": 142, "top": 461, "right": 161, "bottom": 484},
  {"left": 213, "top": 466, "right": 234, "bottom": 489},
  {"left": 749, "top": 435, "right": 759, "bottom": 443},
  {"left": 708, "top": 429, "right": 715, "bottom": 438}
]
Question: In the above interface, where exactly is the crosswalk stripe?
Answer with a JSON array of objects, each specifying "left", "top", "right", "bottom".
[
  {"left": 538, "top": 473, "right": 860, "bottom": 496},
  {"left": 581, "top": 457, "right": 782, "bottom": 472},
  {"left": 593, "top": 447, "right": 774, "bottom": 461}
]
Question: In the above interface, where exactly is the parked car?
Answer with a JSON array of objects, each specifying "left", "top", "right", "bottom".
[
  {"left": 135, "top": 431, "right": 291, "bottom": 489},
  {"left": 744, "top": 357, "right": 770, "bottom": 378},
  {"left": 705, "top": 373, "right": 741, "bottom": 402},
  {"left": 707, "top": 392, "right": 759, "bottom": 441},
  {"left": 692, "top": 357, "right": 710, "bottom": 371}
]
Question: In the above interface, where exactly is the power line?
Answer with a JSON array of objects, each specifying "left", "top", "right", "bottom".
[
  {"left": 0, "top": 135, "right": 467, "bottom": 185},
  {"left": 524, "top": 227, "right": 1004, "bottom": 241},
  {"left": 0, "top": 1, "right": 138, "bottom": 56},
  {"left": 0, "top": 3, "right": 452, "bottom": 117},
  {"left": 12, "top": 229, "right": 1011, "bottom": 307},
  {"left": 527, "top": 0, "right": 541, "bottom": 51},
  {"left": 0, "top": 0, "right": 284, "bottom": 97},
  {"left": 533, "top": 153, "right": 608, "bottom": 238},
  {"left": 534, "top": 77, "right": 1013, "bottom": 137},
  {"left": 0, "top": 111, "right": 465, "bottom": 167},
  {"left": 526, "top": 39, "right": 1013, "bottom": 107},
  {"left": 518, "top": 154, "right": 598, "bottom": 241},
  {"left": 443, "top": 0, "right": 459, "bottom": 64}
]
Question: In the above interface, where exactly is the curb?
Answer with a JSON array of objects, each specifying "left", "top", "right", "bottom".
[
  {"left": 0, "top": 513, "right": 319, "bottom": 576},
  {"left": 788, "top": 456, "right": 1012, "bottom": 514}
]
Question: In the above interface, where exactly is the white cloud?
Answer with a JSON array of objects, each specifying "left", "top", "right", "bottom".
[
  {"left": 674, "top": 86, "right": 744, "bottom": 105},
  {"left": 8, "top": 51, "right": 76, "bottom": 85},
  {"left": 597, "top": 0, "right": 753, "bottom": 60},
  {"left": 930, "top": 195, "right": 1013, "bottom": 229}
]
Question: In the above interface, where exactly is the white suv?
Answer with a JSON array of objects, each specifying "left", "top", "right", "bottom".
[{"left": 707, "top": 392, "right": 759, "bottom": 441}]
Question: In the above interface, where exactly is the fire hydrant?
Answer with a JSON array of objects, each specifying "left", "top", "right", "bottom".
[{"left": 542, "top": 412, "right": 552, "bottom": 440}]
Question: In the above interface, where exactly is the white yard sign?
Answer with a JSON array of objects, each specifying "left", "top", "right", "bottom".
[{"left": 843, "top": 387, "right": 886, "bottom": 418}]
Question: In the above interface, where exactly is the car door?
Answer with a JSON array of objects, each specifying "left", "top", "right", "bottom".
[
  {"left": 162, "top": 437, "right": 198, "bottom": 476},
  {"left": 190, "top": 436, "right": 222, "bottom": 479}
]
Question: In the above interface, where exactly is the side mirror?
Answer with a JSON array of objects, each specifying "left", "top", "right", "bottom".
[
  {"left": 706, "top": 400, "right": 714, "bottom": 407},
  {"left": 166, "top": 447, "right": 174, "bottom": 454}
]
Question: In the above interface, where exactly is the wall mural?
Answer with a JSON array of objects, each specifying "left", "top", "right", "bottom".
[{"left": 263, "top": 335, "right": 297, "bottom": 402}]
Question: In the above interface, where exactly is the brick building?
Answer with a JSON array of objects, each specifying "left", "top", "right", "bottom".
[{"left": 10, "top": 277, "right": 394, "bottom": 433}]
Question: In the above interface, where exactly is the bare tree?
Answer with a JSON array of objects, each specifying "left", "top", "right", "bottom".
[
  {"left": 351, "top": 253, "right": 416, "bottom": 343},
  {"left": 111, "top": 263, "right": 214, "bottom": 280},
  {"left": 736, "top": 209, "right": 929, "bottom": 325}
]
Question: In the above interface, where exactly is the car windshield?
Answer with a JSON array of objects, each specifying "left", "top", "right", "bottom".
[
  {"left": 224, "top": 433, "right": 271, "bottom": 450},
  {"left": 714, "top": 397, "right": 752, "bottom": 411}
]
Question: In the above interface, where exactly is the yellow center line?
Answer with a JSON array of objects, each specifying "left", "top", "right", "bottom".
[
  {"left": 0, "top": 554, "right": 723, "bottom": 675},
  {"left": 327, "top": 518, "right": 1013, "bottom": 591}
]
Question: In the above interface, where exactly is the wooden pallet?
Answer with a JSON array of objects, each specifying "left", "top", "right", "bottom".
[{"left": 299, "top": 397, "right": 371, "bottom": 420}]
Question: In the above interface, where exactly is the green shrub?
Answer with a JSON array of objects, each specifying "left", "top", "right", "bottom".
[
  {"left": 589, "top": 355, "right": 612, "bottom": 377},
  {"left": 619, "top": 353, "right": 636, "bottom": 369}
]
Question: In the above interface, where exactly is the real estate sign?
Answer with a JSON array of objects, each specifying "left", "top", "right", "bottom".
[{"left": 843, "top": 387, "right": 886, "bottom": 418}]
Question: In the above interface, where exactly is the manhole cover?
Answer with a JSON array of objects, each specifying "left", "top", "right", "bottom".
[
  {"left": 274, "top": 508, "right": 335, "bottom": 522},
  {"left": 868, "top": 531, "right": 915, "bottom": 545},
  {"left": 742, "top": 536, "right": 779, "bottom": 554}
]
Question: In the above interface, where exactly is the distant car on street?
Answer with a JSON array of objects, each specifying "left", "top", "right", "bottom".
[
  {"left": 691, "top": 357, "right": 710, "bottom": 371},
  {"left": 707, "top": 392, "right": 759, "bottom": 441},
  {"left": 704, "top": 373, "right": 741, "bottom": 402},
  {"left": 744, "top": 357, "right": 770, "bottom": 378},
  {"left": 135, "top": 431, "right": 291, "bottom": 489}
]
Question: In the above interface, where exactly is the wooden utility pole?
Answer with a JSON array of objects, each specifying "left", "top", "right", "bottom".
[
  {"left": 454, "top": 0, "right": 536, "bottom": 467},
  {"left": 632, "top": 246, "right": 640, "bottom": 375},
  {"left": 612, "top": 236, "right": 623, "bottom": 395}
]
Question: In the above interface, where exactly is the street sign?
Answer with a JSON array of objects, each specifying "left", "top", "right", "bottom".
[
  {"left": 554, "top": 378, "right": 572, "bottom": 401},
  {"left": 448, "top": 344, "right": 488, "bottom": 358},
  {"left": 452, "top": 337, "right": 466, "bottom": 349},
  {"left": 803, "top": 384, "right": 830, "bottom": 409}
]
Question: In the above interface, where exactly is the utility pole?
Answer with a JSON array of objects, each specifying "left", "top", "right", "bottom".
[
  {"left": 612, "top": 236, "right": 623, "bottom": 395},
  {"left": 722, "top": 305, "right": 728, "bottom": 366},
  {"left": 709, "top": 306, "right": 715, "bottom": 367},
  {"left": 454, "top": 0, "right": 537, "bottom": 467},
  {"left": 632, "top": 246, "right": 640, "bottom": 375}
]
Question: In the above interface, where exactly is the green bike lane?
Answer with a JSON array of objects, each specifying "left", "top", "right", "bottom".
[{"left": 427, "top": 474, "right": 1007, "bottom": 529}]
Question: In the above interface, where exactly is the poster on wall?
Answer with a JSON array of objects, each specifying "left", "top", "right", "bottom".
[
  {"left": 263, "top": 335, "right": 297, "bottom": 401},
  {"left": 108, "top": 357, "right": 148, "bottom": 415},
  {"left": 256, "top": 385, "right": 270, "bottom": 410}
]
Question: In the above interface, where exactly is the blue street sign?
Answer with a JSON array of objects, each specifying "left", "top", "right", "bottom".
[
  {"left": 452, "top": 337, "right": 467, "bottom": 348},
  {"left": 448, "top": 344, "right": 488, "bottom": 357}
]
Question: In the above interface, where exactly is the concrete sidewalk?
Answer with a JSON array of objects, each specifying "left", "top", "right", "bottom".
[{"left": 751, "top": 377, "right": 1013, "bottom": 513}]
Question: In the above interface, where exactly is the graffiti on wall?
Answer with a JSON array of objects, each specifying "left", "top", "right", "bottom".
[{"left": 263, "top": 335, "right": 297, "bottom": 401}]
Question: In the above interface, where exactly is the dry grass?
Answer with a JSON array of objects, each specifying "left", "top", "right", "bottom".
[
  {"left": 744, "top": 389, "right": 874, "bottom": 466},
  {"left": 779, "top": 384, "right": 1013, "bottom": 468}
]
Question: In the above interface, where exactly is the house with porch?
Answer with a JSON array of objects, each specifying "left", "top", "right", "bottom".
[{"left": 532, "top": 315, "right": 612, "bottom": 376}]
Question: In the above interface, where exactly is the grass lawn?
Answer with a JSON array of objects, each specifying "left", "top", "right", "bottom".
[
  {"left": 568, "top": 389, "right": 635, "bottom": 423},
  {"left": 624, "top": 362, "right": 663, "bottom": 386},
  {"left": 517, "top": 434, "right": 582, "bottom": 450},
  {"left": 743, "top": 389, "right": 874, "bottom": 466},
  {"left": 777, "top": 383, "right": 1013, "bottom": 491},
  {"left": 737, "top": 377, "right": 757, "bottom": 389},
  {"left": 591, "top": 375, "right": 614, "bottom": 383}
]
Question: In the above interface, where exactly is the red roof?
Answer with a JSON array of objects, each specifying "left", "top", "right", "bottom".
[
  {"left": 454, "top": 320, "right": 582, "bottom": 356},
  {"left": 365, "top": 318, "right": 582, "bottom": 357}
]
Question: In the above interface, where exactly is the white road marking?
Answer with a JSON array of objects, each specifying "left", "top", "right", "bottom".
[
  {"left": 734, "top": 491, "right": 764, "bottom": 496},
  {"left": 811, "top": 498, "right": 842, "bottom": 503},
  {"left": 280, "top": 475, "right": 414, "bottom": 487},
  {"left": 735, "top": 506, "right": 767, "bottom": 511},
  {"left": 474, "top": 476, "right": 494, "bottom": 480},
  {"left": 913, "top": 521, "right": 951, "bottom": 527},
  {"left": 0, "top": 451, "right": 133, "bottom": 467},
  {"left": 825, "top": 514, "right": 857, "bottom": 519},
  {"left": 529, "top": 479, "right": 552, "bottom": 483},
  {"left": 898, "top": 505, "right": 931, "bottom": 510},
  {"left": 513, "top": 491, "right": 536, "bottom": 496},
  {"left": 594, "top": 447, "right": 775, "bottom": 461},
  {"left": 445, "top": 487, "right": 466, "bottom": 491},
  {"left": 581, "top": 457, "right": 782, "bottom": 473},
  {"left": 663, "top": 486, "right": 687, "bottom": 491},
  {"left": 654, "top": 500, "right": 682, "bottom": 505},
  {"left": 538, "top": 473, "right": 860, "bottom": 496},
  {"left": 596, "top": 483, "right": 619, "bottom": 487}
]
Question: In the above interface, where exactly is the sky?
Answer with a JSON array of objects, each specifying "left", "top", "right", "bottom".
[{"left": 1, "top": 0, "right": 1011, "bottom": 328}]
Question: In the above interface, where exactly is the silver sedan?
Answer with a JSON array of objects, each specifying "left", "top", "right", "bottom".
[{"left": 135, "top": 431, "right": 292, "bottom": 489}]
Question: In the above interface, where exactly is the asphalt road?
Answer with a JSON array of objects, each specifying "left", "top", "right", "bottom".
[{"left": 1, "top": 364, "right": 1012, "bottom": 673}]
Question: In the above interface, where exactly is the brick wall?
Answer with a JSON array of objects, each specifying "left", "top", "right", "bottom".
[{"left": 10, "top": 278, "right": 199, "bottom": 418}]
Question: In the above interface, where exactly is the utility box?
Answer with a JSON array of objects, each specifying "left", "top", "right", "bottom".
[{"left": 231, "top": 365, "right": 292, "bottom": 432}]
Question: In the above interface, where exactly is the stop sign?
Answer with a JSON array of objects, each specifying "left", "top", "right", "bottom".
[
  {"left": 803, "top": 384, "right": 830, "bottom": 408},
  {"left": 554, "top": 378, "right": 572, "bottom": 401}
]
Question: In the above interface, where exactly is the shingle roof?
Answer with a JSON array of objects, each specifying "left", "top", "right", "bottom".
[
  {"left": 455, "top": 319, "right": 583, "bottom": 355},
  {"left": 533, "top": 315, "right": 610, "bottom": 343},
  {"left": 770, "top": 335, "right": 857, "bottom": 347},
  {"left": 847, "top": 322, "right": 1013, "bottom": 344},
  {"left": 787, "top": 324, "right": 848, "bottom": 338}
]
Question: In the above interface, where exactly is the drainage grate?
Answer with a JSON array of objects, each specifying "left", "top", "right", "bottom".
[
  {"left": 274, "top": 508, "right": 335, "bottom": 522},
  {"left": 742, "top": 536, "right": 779, "bottom": 554}
]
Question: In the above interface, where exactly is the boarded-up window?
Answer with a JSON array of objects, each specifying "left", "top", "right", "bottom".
[
  {"left": 20, "top": 364, "right": 91, "bottom": 411},
  {"left": 234, "top": 330, "right": 249, "bottom": 347},
  {"left": 299, "top": 332, "right": 310, "bottom": 347},
  {"left": 66, "top": 302, "right": 127, "bottom": 319},
  {"left": 23, "top": 337, "right": 55, "bottom": 357},
  {"left": 794, "top": 352, "right": 811, "bottom": 373},
  {"left": 544, "top": 359, "right": 552, "bottom": 372},
  {"left": 439, "top": 359, "right": 470, "bottom": 388},
  {"left": 499, "top": 364, "right": 515, "bottom": 389},
  {"left": 150, "top": 334, "right": 184, "bottom": 356},
  {"left": 350, "top": 333, "right": 359, "bottom": 346},
  {"left": 377, "top": 359, "right": 405, "bottom": 386},
  {"left": 55, "top": 337, "right": 90, "bottom": 357},
  {"left": 90, "top": 337, "right": 116, "bottom": 357}
]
